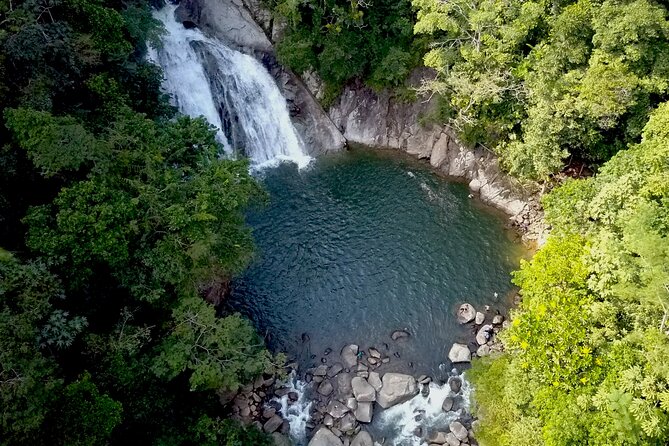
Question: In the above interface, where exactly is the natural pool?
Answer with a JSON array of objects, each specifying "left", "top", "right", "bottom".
[{"left": 227, "top": 149, "right": 526, "bottom": 380}]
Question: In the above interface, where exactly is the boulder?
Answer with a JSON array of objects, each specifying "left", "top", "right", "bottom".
[
  {"left": 272, "top": 432, "right": 292, "bottom": 446},
  {"left": 492, "top": 314, "right": 504, "bottom": 325},
  {"left": 263, "top": 414, "right": 283, "bottom": 433},
  {"left": 309, "top": 427, "right": 344, "bottom": 446},
  {"left": 351, "top": 431, "right": 373, "bottom": 446},
  {"left": 346, "top": 397, "right": 358, "bottom": 410},
  {"left": 376, "top": 373, "right": 418, "bottom": 408},
  {"left": 314, "top": 364, "right": 329, "bottom": 376},
  {"left": 326, "top": 400, "right": 349, "bottom": 418},
  {"left": 318, "top": 380, "right": 334, "bottom": 396},
  {"left": 442, "top": 396, "right": 454, "bottom": 412},
  {"left": 368, "top": 372, "right": 383, "bottom": 392},
  {"left": 476, "top": 325, "right": 493, "bottom": 345},
  {"left": 341, "top": 344, "right": 359, "bottom": 368},
  {"left": 449, "top": 421, "right": 468, "bottom": 441},
  {"left": 351, "top": 377, "right": 376, "bottom": 402},
  {"left": 368, "top": 348, "right": 381, "bottom": 359},
  {"left": 328, "top": 363, "right": 344, "bottom": 377},
  {"left": 445, "top": 432, "right": 461, "bottom": 446},
  {"left": 475, "top": 311, "right": 485, "bottom": 325},
  {"left": 476, "top": 344, "right": 490, "bottom": 357},
  {"left": 354, "top": 401, "right": 373, "bottom": 423},
  {"left": 449, "top": 376, "right": 462, "bottom": 394},
  {"left": 391, "top": 330, "right": 410, "bottom": 341},
  {"left": 263, "top": 407, "right": 276, "bottom": 419},
  {"left": 337, "top": 373, "right": 353, "bottom": 397},
  {"left": 427, "top": 431, "right": 449, "bottom": 444},
  {"left": 457, "top": 303, "right": 476, "bottom": 324},
  {"left": 448, "top": 343, "right": 471, "bottom": 363},
  {"left": 339, "top": 412, "right": 357, "bottom": 432}
]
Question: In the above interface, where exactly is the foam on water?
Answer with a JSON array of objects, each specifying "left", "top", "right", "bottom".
[{"left": 273, "top": 373, "right": 312, "bottom": 445}]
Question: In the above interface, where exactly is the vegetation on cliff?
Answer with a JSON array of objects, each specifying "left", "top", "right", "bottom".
[{"left": 0, "top": 0, "right": 277, "bottom": 444}]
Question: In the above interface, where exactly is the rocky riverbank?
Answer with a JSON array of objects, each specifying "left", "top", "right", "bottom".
[{"left": 226, "top": 300, "right": 511, "bottom": 446}]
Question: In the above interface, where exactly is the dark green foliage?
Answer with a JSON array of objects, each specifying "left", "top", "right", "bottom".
[
  {"left": 270, "top": 0, "right": 424, "bottom": 99},
  {"left": 0, "top": 0, "right": 277, "bottom": 445}
]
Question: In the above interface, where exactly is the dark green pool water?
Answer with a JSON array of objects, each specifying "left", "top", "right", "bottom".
[{"left": 228, "top": 149, "right": 525, "bottom": 378}]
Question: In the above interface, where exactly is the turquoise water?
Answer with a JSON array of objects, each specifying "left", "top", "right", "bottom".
[{"left": 228, "top": 149, "right": 526, "bottom": 378}]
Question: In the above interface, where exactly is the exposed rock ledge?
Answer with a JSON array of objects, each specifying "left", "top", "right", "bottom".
[{"left": 327, "top": 78, "right": 547, "bottom": 244}]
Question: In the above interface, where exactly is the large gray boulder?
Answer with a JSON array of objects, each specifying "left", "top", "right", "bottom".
[
  {"left": 341, "top": 344, "right": 359, "bottom": 368},
  {"left": 354, "top": 401, "right": 373, "bottom": 423},
  {"left": 368, "top": 371, "right": 382, "bottom": 392},
  {"left": 476, "top": 325, "right": 494, "bottom": 345},
  {"left": 308, "top": 427, "right": 344, "bottom": 446},
  {"left": 457, "top": 303, "right": 476, "bottom": 324},
  {"left": 448, "top": 343, "right": 471, "bottom": 363},
  {"left": 351, "top": 377, "right": 376, "bottom": 402},
  {"left": 351, "top": 431, "right": 373, "bottom": 446},
  {"left": 337, "top": 373, "right": 353, "bottom": 397},
  {"left": 376, "top": 373, "right": 418, "bottom": 408},
  {"left": 449, "top": 421, "right": 468, "bottom": 441}
]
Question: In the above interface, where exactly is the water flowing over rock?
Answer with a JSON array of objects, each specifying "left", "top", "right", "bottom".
[
  {"left": 174, "top": 0, "right": 345, "bottom": 156},
  {"left": 308, "top": 427, "right": 344, "bottom": 446},
  {"left": 150, "top": 5, "right": 312, "bottom": 169},
  {"left": 376, "top": 373, "right": 419, "bottom": 408},
  {"left": 448, "top": 344, "right": 471, "bottom": 363}
]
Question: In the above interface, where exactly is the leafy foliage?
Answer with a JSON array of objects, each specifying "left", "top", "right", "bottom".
[
  {"left": 469, "top": 103, "right": 669, "bottom": 445},
  {"left": 413, "top": 0, "right": 669, "bottom": 178}
]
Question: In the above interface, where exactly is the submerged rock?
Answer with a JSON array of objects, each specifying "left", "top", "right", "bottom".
[
  {"left": 449, "top": 376, "right": 462, "bottom": 394},
  {"left": 457, "top": 303, "right": 476, "bottom": 324},
  {"left": 309, "top": 427, "right": 344, "bottom": 446},
  {"left": 377, "top": 373, "right": 418, "bottom": 408},
  {"left": 448, "top": 343, "right": 471, "bottom": 363},
  {"left": 351, "top": 431, "right": 373, "bottom": 446},
  {"left": 391, "top": 330, "right": 410, "bottom": 341}
]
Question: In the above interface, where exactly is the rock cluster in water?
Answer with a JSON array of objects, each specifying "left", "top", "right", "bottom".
[{"left": 449, "top": 303, "right": 508, "bottom": 364}]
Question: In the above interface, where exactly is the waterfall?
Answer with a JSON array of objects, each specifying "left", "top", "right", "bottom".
[{"left": 148, "top": 5, "right": 311, "bottom": 169}]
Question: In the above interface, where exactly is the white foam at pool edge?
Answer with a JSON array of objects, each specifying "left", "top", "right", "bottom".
[
  {"left": 273, "top": 371, "right": 312, "bottom": 445},
  {"left": 375, "top": 371, "right": 472, "bottom": 446}
]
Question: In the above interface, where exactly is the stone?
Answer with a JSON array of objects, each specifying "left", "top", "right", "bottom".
[
  {"left": 272, "top": 432, "right": 292, "bottom": 446},
  {"left": 442, "top": 396, "right": 454, "bottom": 412},
  {"left": 326, "top": 400, "right": 349, "bottom": 418},
  {"left": 391, "top": 330, "right": 410, "bottom": 341},
  {"left": 476, "top": 325, "right": 494, "bottom": 345},
  {"left": 368, "top": 348, "right": 381, "bottom": 359},
  {"left": 263, "top": 414, "right": 283, "bottom": 433},
  {"left": 381, "top": 357, "right": 390, "bottom": 364},
  {"left": 346, "top": 397, "right": 358, "bottom": 410},
  {"left": 314, "top": 365, "right": 329, "bottom": 376},
  {"left": 421, "top": 384, "right": 430, "bottom": 397},
  {"left": 323, "top": 414, "right": 334, "bottom": 427},
  {"left": 341, "top": 344, "right": 359, "bottom": 368},
  {"left": 448, "top": 343, "right": 471, "bottom": 363},
  {"left": 328, "top": 363, "right": 344, "bottom": 377},
  {"left": 339, "top": 413, "right": 357, "bottom": 432},
  {"left": 308, "top": 427, "right": 344, "bottom": 446},
  {"left": 449, "top": 377, "right": 462, "bottom": 394},
  {"left": 337, "top": 373, "right": 353, "bottom": 397},
  {"left": 351, "top": 377, "right": 376, "bottom": 402},
  {"left": 357, "top": 371, "right": 369, "bottom": 379},
  {"left": 427, "top": 431, "right": 449, "bottom": 444},
  {"left": 367, "top": 357, "right": 379, "bottom": 366},
  {"left": 445, "top": 432, "right": 461, "bottom": 446},
  {"left": 263, "top": 407, "right": 276, "bottom": 419},
  {"left": 457, "top": 303, "right": 476, "bottom": 324},
  {"left": 492, "top": 314, "right": 504, "bottom": 325},
  {"left": 288, "top": 391, "right": 299, "bottom": 401},
  {"left": 351, "top": 431, "right": 373, "bottom": 446},
  {"left": 414, "top": 426, "right": 423, "bottom": 437},
  {"left": 418, "top": 375, "right": 431, "bottom": 384},
  {"left": 475, "top": 311, "right": 485, "bottom": 325},
  {"left": 354, "top": 401, "right": 373, "bottom": 423},
  {"left": 376, "top": 373, "right": 419, "bottom": 408},
  {"left": 449, "top": 421, "right": 468, "bottom": 442},
  {"left": 476, "top": 344, "right": 490, "bottom": 357},
  {"left": 368, "top": 372, "right": 383, "bottom": 392},
  {"left": 357, "top": 363, "right": 369, "bottom": 372},
  {"left": 318, "top": 380, "right": 334, "bottom": 396}
]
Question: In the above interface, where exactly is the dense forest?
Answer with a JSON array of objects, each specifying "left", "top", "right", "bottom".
[
  {"left": 2, "top": 0, "right": 668, "bottom": 444},
  {"left": 0, "top": 0, "right": 278, "bottom": 444}
]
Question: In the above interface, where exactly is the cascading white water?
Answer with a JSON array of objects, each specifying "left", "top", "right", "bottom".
[
  {"left": 149, "top": 5, "right": 311, "bottom": 169},
  {"left": 272, "top": 372, "right": 313, "bottom": 444}
]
